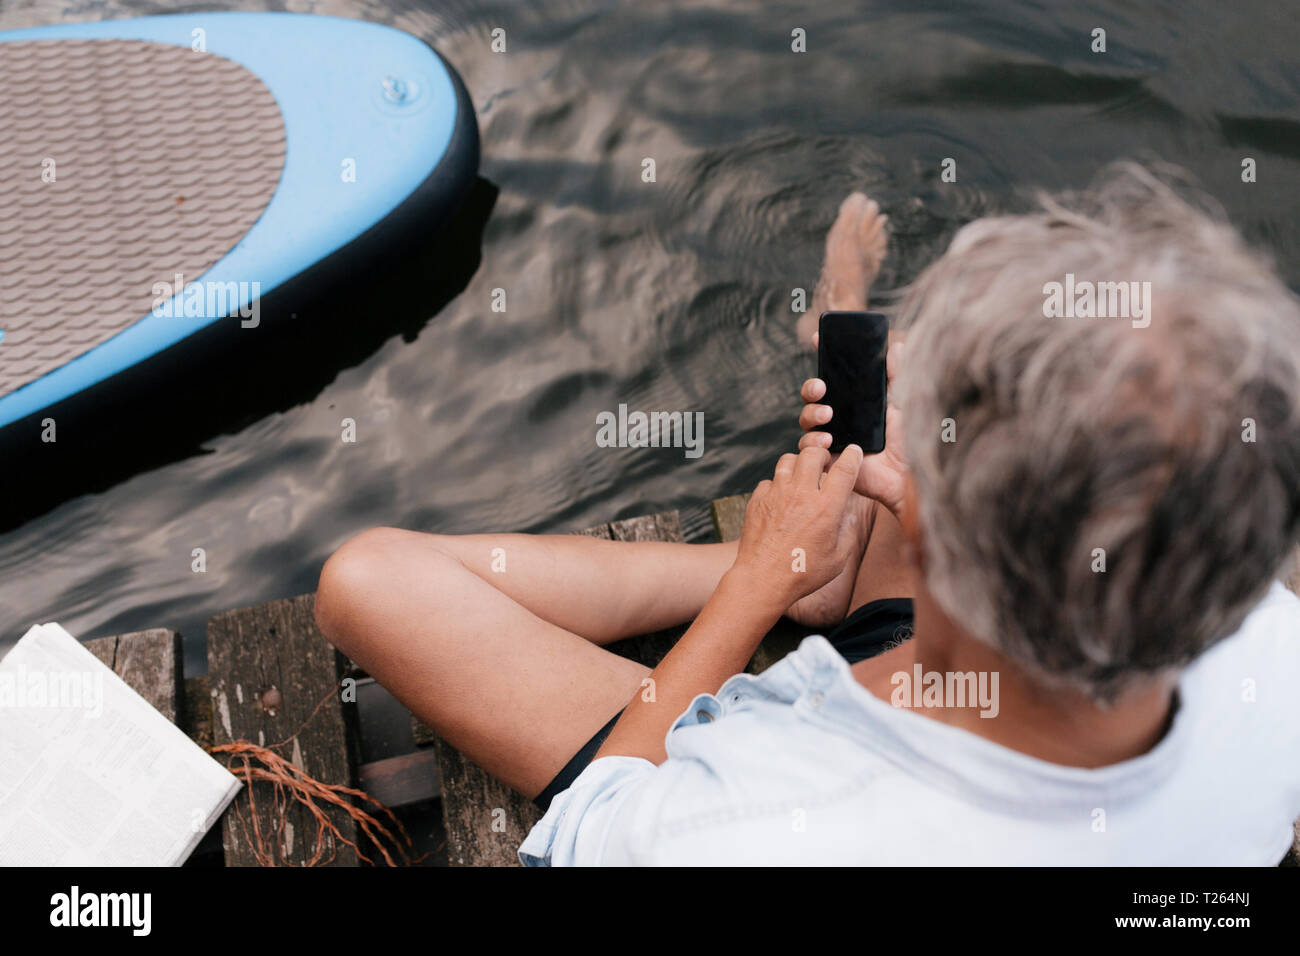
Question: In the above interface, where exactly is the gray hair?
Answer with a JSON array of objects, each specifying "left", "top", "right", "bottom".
[{"left": 894, "top": 162, "right": 1300, "bottom": 702}]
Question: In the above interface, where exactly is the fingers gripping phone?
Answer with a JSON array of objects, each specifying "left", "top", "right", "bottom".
[{"left": 815, "top": 311, "right": 889, "bottom": 454}]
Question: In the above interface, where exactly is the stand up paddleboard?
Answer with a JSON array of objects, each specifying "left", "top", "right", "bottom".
[{"left": 0, "top": 12, "right": 478, "bottom": 439}]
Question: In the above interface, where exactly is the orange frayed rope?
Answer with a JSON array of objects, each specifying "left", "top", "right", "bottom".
[{"left": 209, "top": 685, "right": 422, "bottom": 866}]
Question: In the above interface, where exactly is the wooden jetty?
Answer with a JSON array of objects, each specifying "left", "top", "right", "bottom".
[{"left": 89, "top": 503, "right": 1300, "bottom": 866}]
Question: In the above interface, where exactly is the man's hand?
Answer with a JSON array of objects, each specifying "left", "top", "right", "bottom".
[
  {"left": 596, "top": 444, "right": 860, "bottom": 765},
  {"left": 733, "top": 444, "right": 864, "bottom": 606},
  {"left": 798, "top": 335, "right": 909, "bottom": 521}
]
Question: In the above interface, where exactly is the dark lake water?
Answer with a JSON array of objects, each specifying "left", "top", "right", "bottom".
[{"left": 2, "top": 0, "right": 1298, "bottom": 676}]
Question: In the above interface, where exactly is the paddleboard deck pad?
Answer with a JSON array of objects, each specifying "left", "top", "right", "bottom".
[{"left": 0, "top": 12, "right": 478, "bottom": 436}]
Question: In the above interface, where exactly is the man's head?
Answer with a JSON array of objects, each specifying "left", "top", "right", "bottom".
[{"left": 894, "top": 162, "right": 1300, "bottom": 703}]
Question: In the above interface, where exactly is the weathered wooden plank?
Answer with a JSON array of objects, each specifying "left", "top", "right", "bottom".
[
  {"left": 358, "top": 751, "right": 441, "bottom": 809},
  {"left": 208, "top": 594, "right": 359, "bottom": 867},
  {"left": 83, "top": 638, "right": 115, "bottom": 670},
  {"left": 182, "top": 675, "right": 213, "bottom": 751},
  {"left": 710, "top": 493, "right": 750, "bottom": 544},
  {"left": 578, "top": 521, "right": 615, "bottom": 540},
  {"left": 427, "top": 514, "right": 683, "bottom": 867},
  {"left": 609, "top": 511, "right": 682, "bottom": 543},
  {"left": 411, "top": 715, "right": 438, "bottom": 749},
  {"left": 84, "top": 629, "right": 181, "bottom": 724},
  {"left": 432, "top": 736, "right": 543, "bottom": 867}
]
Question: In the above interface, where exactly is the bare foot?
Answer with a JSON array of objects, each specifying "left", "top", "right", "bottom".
[{"left": 799, "top": 192, "right": 889, "bottom": 347}]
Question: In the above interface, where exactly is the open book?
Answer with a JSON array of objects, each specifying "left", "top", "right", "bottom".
[{"left": 0, "top": 623, "right": 240, "bottom": 865}]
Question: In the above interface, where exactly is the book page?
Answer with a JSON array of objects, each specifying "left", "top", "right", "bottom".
[{"left": 0, "top": 623, "right": 241, "bottom": 866}]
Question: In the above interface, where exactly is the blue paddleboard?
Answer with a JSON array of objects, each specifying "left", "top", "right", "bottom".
[{"left": 0, "top": 12, "right": 478, "bottom": 435}]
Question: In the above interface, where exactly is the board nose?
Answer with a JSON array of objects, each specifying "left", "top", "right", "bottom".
[
  {"left": 0, "top": 12, "right": 476, "bottom": 433},
  {"left": 0, "top": 37, "right": 286, "bottom": 404}
]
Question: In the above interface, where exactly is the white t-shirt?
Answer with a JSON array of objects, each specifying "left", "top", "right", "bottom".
[{"left": 519, "top": 581, "right": 1300, "bottom": 865}]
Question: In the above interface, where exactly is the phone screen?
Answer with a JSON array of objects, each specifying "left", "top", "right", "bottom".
[{"left": 815, "top": 311, "right": 888, "bottom": 454}]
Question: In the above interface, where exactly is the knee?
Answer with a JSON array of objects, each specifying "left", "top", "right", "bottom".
[{"left": 314, "top": 527, "right": 409, "bottom": 649}]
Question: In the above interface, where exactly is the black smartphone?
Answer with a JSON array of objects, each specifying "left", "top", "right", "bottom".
[{"left": 815, "top": 311, "right": 889, "bottom": 454}]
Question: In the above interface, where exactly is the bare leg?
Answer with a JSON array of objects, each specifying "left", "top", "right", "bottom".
[
  {"left": 846, "top": 505, "right": 915, "bottom": 611},
  {"left": 314, "top": 528, "right": 736, "bottom": 797},
  {"left": 785, "top": 192, "right": 892, "bottom": 627},
  {"left": 799, "top": 192, "right": 889, "bottom": 347},
  {"left": 407, "top": 531, "right": 738, "bottom": 643}
]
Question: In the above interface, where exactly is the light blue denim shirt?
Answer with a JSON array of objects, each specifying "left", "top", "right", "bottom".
[{"left": 518, "top": 582, "right": 1300, "bottom": 866}]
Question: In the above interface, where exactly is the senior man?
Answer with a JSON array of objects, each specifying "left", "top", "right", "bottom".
[{"left": 314, "top": 164, "right": 1300, "bottom": 865}]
